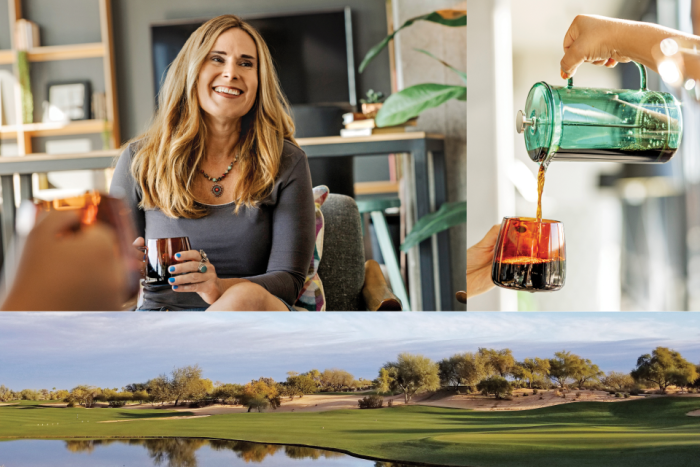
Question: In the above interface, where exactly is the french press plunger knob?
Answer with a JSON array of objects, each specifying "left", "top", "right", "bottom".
[{"left": 516, "top": 110, "right": 535, "bottom": 133}]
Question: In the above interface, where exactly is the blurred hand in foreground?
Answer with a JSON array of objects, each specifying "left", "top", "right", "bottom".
[{"left": 1, "top": 210, "right": 128, "bottom": 311}]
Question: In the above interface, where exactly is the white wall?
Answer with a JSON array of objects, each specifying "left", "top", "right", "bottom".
[
  {"left": 466, "top": 0, "right": 517, "bottom": 311},
  {"left": 468, "top": 0, "right": 626, "bottom": 311}
]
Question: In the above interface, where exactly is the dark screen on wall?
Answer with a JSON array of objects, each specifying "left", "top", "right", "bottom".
[{"left": 151, "top": 11, "right": 352, "bottom": 106}]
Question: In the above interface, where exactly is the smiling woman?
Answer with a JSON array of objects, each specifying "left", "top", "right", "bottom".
[{"left": 110, "top": 15, "right": 316, "bottom": 312}]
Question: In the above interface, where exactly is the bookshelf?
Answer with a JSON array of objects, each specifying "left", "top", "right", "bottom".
[{"left": 0, "top": 0, "right": 120, "bottom": 155}]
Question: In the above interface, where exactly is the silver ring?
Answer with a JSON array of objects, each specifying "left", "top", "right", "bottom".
[
  {"left": 198, "top": 264, "right": 208, "bottom": 274},
  {"left": 199, "top": 249, "right": 209, "bottom": 263}
]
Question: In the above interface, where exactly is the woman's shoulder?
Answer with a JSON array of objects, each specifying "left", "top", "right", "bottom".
[{"left": 278, "top": 139, "right": 308, "bottom": 175}]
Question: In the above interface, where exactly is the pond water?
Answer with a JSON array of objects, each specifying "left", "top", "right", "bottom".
[{"left": 0, "top": 438, "right": 423, "bottom": 467}]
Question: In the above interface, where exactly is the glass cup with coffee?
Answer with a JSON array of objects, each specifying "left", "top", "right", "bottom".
[
  {"left": 138, "top": 237, "right": 191, "bottom": 287},
  {"left": 491, "top": 217, "right": 565, "bottom": 292}
]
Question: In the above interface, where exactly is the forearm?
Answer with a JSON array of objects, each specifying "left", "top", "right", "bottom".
[{"left": 615, "top": 20, "right": 700, "bottom": 74}]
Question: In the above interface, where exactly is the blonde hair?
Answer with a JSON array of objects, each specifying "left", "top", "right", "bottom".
[{"left": 129, "top": 15, "right": 297, "bottom": 218}]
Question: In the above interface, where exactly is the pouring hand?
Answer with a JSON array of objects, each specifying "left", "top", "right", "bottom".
[
  {"left": 560, "top": 14, "right": 700, "bottom": 81},
  {"left": 560, "top": 15, "right": 633, "bottom": 80},
  {"left": 466, "top": 224, "right": 500, "bottom": 300}
]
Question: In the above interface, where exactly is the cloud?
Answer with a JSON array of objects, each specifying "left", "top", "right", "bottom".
[{"left": 0, "top": 313, "right": 699, "bottom": 389}]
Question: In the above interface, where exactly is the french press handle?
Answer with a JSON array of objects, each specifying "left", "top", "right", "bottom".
[{"left": 567, "top": 61, "right": 648, "bottom": 91}]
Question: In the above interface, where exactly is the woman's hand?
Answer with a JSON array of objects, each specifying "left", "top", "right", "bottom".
[
  {"left": 466, "top": 224, "right": 500, "bottom": 300},
  {"left": 168, "top": 250, "right": 225, "bottom": 304}
]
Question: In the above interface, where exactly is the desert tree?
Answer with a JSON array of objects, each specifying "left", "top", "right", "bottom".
[
  {"left": 571, "top": 358, "right": 603, "bottom": 390},
  {"left": 478, "top": 348, "right": 515, "bottom": 378},
  {"left": 548, "top": 351, "right": 580, "bottom": 389},
  {"left": 0, "top": 385, "right": 14, "bottom": 402},
  {"left": 476, "top": 376, "right": 511, "bottom": 399},
  {"left": 241, "top": 378, "right": 281, "bottom": 412},
  {"left": 170, "top": 364, "right": 205, "bottom": 406},
  {"left": 320, "top": 369, "right": 354, "bottom": 392},
  {"left": 438, "top": 355, "right": 462, "bottom": 388},
  {"left": 376, "top": 353, "right": 440, "bottom": 403},
  {"left": 631, "top": 347, "right": 696, "bottom": 393},
  {"left": 601, "top": 372, "right": 635, "bottom": 392},
  {"left": 68, "top": 385, "right": 101, "bottom": 408},
  {"left": 147, "top": 375, "right": 173, "bottom": 406},
  {"left": 454, "top": 352, "right": 488, "bottom": 391}
]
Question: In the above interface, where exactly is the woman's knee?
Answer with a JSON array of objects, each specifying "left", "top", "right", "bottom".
[{"left": 213, "top": 281, "right": 268, "bottom": 311}]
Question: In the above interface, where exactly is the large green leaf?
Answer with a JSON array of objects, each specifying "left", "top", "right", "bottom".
[
  {"left": 401, "top": 201, "right": 466, "bottom": 252},
  {"left": 358, "top": 10, "right": 467, "bottom": 73},
  {"left": 414, "top": 48, "right": 466, "bottom": 84},
  {"left": 375, "top": 83, "right": 466, "bottom": 127}
]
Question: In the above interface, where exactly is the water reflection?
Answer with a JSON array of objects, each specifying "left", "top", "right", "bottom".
[{"left": 56, "top": 438, "right": 421, "bottom": 466}]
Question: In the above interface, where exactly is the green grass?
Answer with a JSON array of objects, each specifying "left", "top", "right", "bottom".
[{"left": 1, "top": 398, "right": 699, "bottom": 466}]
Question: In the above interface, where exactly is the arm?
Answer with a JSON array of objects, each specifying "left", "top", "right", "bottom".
[
  {"left": 560, "top": 15, "right": 700, "bottom": 81},
  {"left": 110, "top": 143, "right": 145, "bottom": 238},
  {"left": 466, "top": 224, "right": 500, "bottom": 300},
  {"left": 244, "top": 150, "right": 316, "bottom": 304}
]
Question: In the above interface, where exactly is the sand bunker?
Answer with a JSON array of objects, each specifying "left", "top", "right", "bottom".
[
  {"left": 98, "top": 415, "right": 210, "bottom": 423},
  {"left": 415, "top": 389, "right": 646, "bottom": 412}
]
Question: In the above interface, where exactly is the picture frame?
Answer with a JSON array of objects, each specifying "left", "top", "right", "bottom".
[{"left": 45, "top": 80, "right": 91, "bottom": 122}]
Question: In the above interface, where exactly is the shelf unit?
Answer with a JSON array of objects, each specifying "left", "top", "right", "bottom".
[
  {"left": 0, "top": 0, "right": 120, "bottom": 154},
  {"left": 0, "top": 0, "right": 120, "bottom": 256}
]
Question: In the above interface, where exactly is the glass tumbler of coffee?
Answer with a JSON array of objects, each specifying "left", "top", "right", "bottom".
[
  {"left": 137, "top": 237, "right": 192, "bottom": 287},
  {"left": 491, "top": 217, "right": 565, "bottom": 292}
]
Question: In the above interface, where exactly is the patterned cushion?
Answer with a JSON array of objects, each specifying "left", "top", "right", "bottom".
[{"left": 293, "top": 185, "right": 329, "bottom": 311}]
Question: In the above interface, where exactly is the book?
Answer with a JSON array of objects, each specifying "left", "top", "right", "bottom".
[
  {"left": 340, "top": 126, "right": 414, "bottom": 137},
  {"left": 344, "top": 117, "right": 418, "bottom": 130},
  {"left": 13, "top": 19, "right": 40, "bottom": 50},
  {"left": 342, "top": 112, "right": 369, "bottom": 125}
]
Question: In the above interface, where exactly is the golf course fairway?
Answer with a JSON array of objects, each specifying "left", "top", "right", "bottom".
[{"left": 2, "top": 397, "right": 700, "bottom": 467}]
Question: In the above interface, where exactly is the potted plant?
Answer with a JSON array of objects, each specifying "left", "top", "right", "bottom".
[
  {"left": 359, "top": 8, "right": 467, "bottom": 301},
  {"left": 360, "top": 89, "right": 386, "bottom": 118}
]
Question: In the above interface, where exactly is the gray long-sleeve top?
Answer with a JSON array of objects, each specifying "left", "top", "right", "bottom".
[{"left": 110, "top": 140, "right": 316, "bottom": 310}]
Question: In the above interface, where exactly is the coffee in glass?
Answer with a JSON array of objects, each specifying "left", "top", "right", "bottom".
[{"left": 491, "top": 217, "right": 565, "bottom": 292}]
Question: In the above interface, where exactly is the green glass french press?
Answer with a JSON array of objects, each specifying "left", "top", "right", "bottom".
[{"left": 516, "top": 62, "right": 683, "bottom": 166}]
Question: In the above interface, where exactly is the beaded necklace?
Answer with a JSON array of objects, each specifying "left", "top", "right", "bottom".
[{"left": 199, "top": 152, "right": 239, "bottom": 197}]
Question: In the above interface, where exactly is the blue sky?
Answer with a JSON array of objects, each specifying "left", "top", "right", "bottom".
[{"left": 1, "top": 313, "right": 699, "bottom": 390}]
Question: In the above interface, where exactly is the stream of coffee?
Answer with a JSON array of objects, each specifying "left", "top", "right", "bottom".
[{"left": 536, "top": 164, "right": 546, "bottom": 222}]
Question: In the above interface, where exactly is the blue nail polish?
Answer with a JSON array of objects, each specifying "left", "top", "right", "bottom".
[
  {"left": 169, "top": 266, "right": 175, "bottom": 273},
  {"left": 173, "top": 285, "right": 178, "bottom": 289},
  {"left": 168, "top": 277, "right": 175, "bottom": 283},
  {"left": 175, "top": 253, "right": 181, "bottom": 258}
]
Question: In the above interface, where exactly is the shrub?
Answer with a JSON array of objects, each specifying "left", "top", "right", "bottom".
[
  {"left": 615, "top": 392, "right": 622, "bottom": 398},
  {"left": 66, "top": 401, "right": 75, "bottom": 408},
  {"left": 387, "top": 399, "right": 393, "bottom": 407},
  {"left": 532, "top": 389, "right": 538, "bottom": 395},
  {"left": 630, "top": 388, "right": 642, "bottom": 396},
  {"left": 108, "top": 400, "right": 126, "bottom": 408},
  {"left": 575, "top": 392, "right": 581, "bottom": 398},
  {"left": 624, "top": 393, "right": 630, "bottom": 399},
  {"left": 523, "top": 393, "right": 529, "bottom": 397},
  {"left": 358, "top": 395, "right": 384, "bottom": 409},
  {"left": 477, "top": 376, "right": 511, "bottom": 399}
]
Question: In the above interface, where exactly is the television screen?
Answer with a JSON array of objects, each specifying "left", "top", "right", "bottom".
[{"left": 151, "top": 9, "right": 356, "bottom": 107}]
